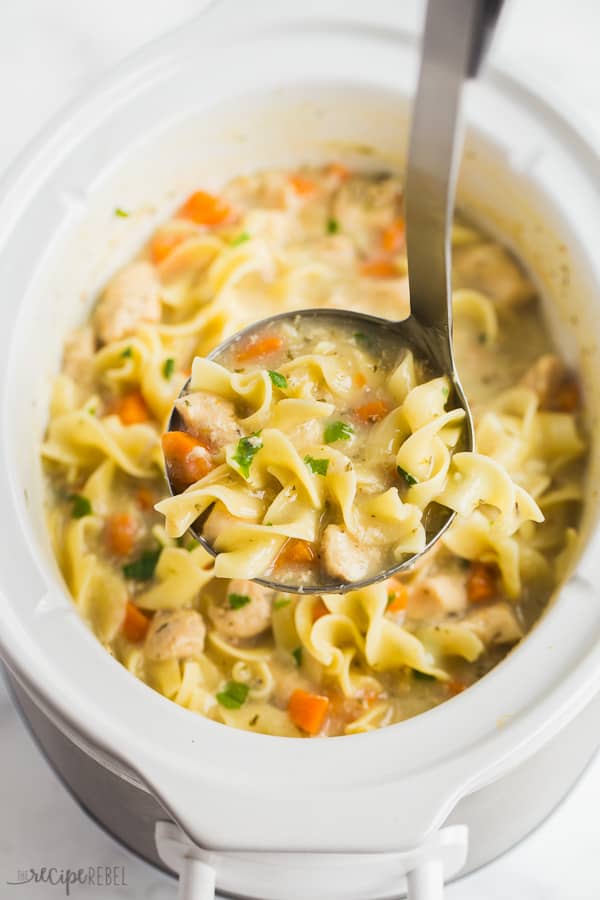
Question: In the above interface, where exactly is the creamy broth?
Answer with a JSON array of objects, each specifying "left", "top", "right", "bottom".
[{"left": 42, "top": 166, "right": 586, "bottom": 737}]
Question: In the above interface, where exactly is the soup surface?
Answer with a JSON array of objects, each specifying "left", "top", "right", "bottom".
[
  {"left": 160, "top": 314, "right": 541, "bottom": 591},
  {"left": 42, "top": 166, "right": 586, "bottom": 737}
]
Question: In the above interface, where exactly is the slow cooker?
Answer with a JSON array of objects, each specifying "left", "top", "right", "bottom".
[{"left": 1, "top": 2, "right": 600, "bottom": 898}]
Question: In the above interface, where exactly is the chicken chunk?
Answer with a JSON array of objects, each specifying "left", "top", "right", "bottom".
[
  {"left": 175, "top": 391, "right": 241, "bottom": 450},
  {"left": 520, "top": 354, "right": 568, "bottom": 409},
  {"left": 406, "top": 573, "right": 468, "bottom": 620},
  {"left": 144, "top": 609, "right": 206, "bottom": 661},
  {"left": 62, "top": 325, "right": 96, "bottom": 381},
  {"left": 321, "top": 525, "right": 378, "bottom": 583},
  {"left": 94, "top": 261, "right": 161, "bottom": 344},
  {"left": 207, "top": 579, "right": 272, "bottom": 640},
  {"left": 332, "top": 175, "right": 402, "bottom": 256},
  {"left": 463, "top": 602, "right": 523, "bottom": 646},
  {"left": 453, "top": 243, "right": 535, "bottom": 308}
]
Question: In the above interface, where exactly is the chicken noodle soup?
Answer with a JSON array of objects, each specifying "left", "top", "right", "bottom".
[
  {"left": 159, "top": 314, "right": 542, "bottom": 589},
  {"left": 41, "top": 165, "right": 586, "bottom": 737}
]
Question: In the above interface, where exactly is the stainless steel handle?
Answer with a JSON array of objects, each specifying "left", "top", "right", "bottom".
[{"left": 405, "top": 0, "right": 504, "bottom": 338}]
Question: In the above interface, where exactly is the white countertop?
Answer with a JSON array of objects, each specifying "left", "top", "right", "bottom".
[{"left": 1, "top": 1, "right": 600, "bottom": 897}]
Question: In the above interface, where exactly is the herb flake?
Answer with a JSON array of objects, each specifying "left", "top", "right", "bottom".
[
  {"left": 324, "top": 421, "right": 353, "bottom": 444},
  {"left": 216, "top": 681, "right": 250, "bottom": 709},
  {"left": 268, "top": 370, "right": 288, "bottom": 389},
  {"left": 121, "top": 346, "right": 133, "bottom": 359},
  {"left": 228, "top": 592, "right": 251, "bottom": 610},
  {"left": 354, "top": 331, "right": 372, "bottom": 348},
  {"left": 114, "top": 207, "right": 129, "bottom": 218},
  {"left": 122, "top": 548, "right": 161, "bottom": 581},
  {"left": 304, "top": 455, "right": 329, "bottom": 476},
  {"left": 413, "top": 670, "right": 437, "bottom": 682},
  {"left": 397, "top": 465, "right": 418, "bottom": 486},
  {"left": 327, "top": 218, "right": 339, "bottom": 234},
  {"left": 232, "top": 433, "right": 263, "bottom": 478},
  {"left": 292, "top": 646, "right": 303, "bottom": 667},
  {"left": 69, "top": 494, "right": 92, "bottom": 518},
  {"left": 230, "top": 231, "right": 250, "bottom": 247},
  {"left": 273, "top": 597, "right": 291, "bottom": 610},
  {"left": 163, "top": 357, "right": 175, "bottom": 380}
]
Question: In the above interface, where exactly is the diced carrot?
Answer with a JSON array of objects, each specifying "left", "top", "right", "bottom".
[
  {"left": 177, "top": 190, "right": 230, "bottom": 226},
  {"left": 447, "top": 679, "right": 467, "bottom": 697},
  {"left": 235, "top": 333, "right": 284, "bottom": 362},
  {"left": 114, "top": 392, "right": 150, "bottom": 425},
  {"left": 467, "top": 562, "right": 497, "bottom": 604},
  {"left": 386, "top": 582, "right": 408, "bottom": 613},
  {"left": 363, "top": 688, "right": 383, "bottom": 706},
  {"left": 122, "top": 601, "right": 150, "bottom": 643},
  {"left": 150, "top": 230, "right": 187, "bottom": 264},
  {"left": 288, "top": 689, "right": 329, "bottom": 735},
  {"left": 555, "top": 378, "right": 580, "bottom": 412},
  {"left": 105, "top": 513, "right": 138, "bottom": 557},
  {"left": 161, "top": 431, "right": 212, "bottom": 490},
  {"left": 312, "top": 598, "right": 329, "bottom": 622},
  {"left": 360, "top": 258, "right": 397, "bottom": 278},
  {"left": 136, "top": 487, "right": 156, "bottom": 510},
  {"left": 355, "top": 400, "right": 389, "bottom": 423},
  {"left": 326, "top": 162, "right": 350, "bottom": 181},
  {"left": 353, "top": 372, "right": 367, "bottom": 389},
  {"left": 289, "top": 174, "right": 316, "bottom": 196},
  {"left": 381, "top": 217, "right": 406, "bottom": 254},
  {"left": 276, "top": 539, "right": 317, "bottom": 568}
]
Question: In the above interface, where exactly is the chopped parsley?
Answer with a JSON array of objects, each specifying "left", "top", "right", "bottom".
[
  {"left": 228, "top": 592, "right": 251, "bottom": 610},
  {"left": 413, "top": 670, "right": 437, "bottom": 682},
  {"left": 304, "top": 455, "right": 329, "bottom": 476},
  {"left": 230, "top": 231, "right": 250, "bottom": 247},
  {"left": 122, "top": 548, "right": 161, "bottom": 581},
  {"left": 292, "top": 646, "right": 303, "bottom": 667},
  {"left": 114, "top": 207, "right": 129, "bottom": 218},
  {"left": 69, "top": 494, "right": 92, "bottom": 518},
  {"left": 216, "top": 681, "right": 250, "bottom": 709},
  {"left": 163, "top": 357, "right": 175, "bottom": 380},
  {"left": 273, "top": 597, "right": 291, "bottom": 610},
  {"left": 478, "top": 332, "right": 486, "bottom": 345},
  {"left": 232, "top": 433, "right": 263, "bottom": 478},
  {"left": 249, "top": 714, "right": 259, "bottom": 726},
  {"left": 397, "top": 465, "right": 418, "bottom": 486},
  {"left": 326, "top": 217, "right": 339, "bottom": 234},
  {"left": 268, "top": 370, "right": 288, "bottom": 389},
  {"left": 324, "top": 421, "right": 353, "bottom": 444},
  {"left": 354, "top": 331, "right": 372, "bottom": 348},
  {"left": 121, "top": 346, "right": 133, "bottom": 359}
]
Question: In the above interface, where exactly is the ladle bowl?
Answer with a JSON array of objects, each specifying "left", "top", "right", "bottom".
[{"left": 165, "top": 306, "right": 474, "bottom": 594}]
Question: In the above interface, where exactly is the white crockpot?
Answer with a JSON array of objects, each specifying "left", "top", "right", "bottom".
[{"left": 1, "top": 2, "right": 600, "bottom": 898}]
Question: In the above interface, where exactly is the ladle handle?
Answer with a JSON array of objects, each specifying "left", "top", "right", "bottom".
[{"left": 405, "top": 0, "right": 503, "bottom": 340}]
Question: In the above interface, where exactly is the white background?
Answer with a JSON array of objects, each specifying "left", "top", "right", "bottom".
[{"left": 1, "top": 1, "right": 600, "bottom": 898}]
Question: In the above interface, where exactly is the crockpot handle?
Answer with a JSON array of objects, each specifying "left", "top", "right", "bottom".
[
  {"left": 155, "top": 822, "right": 468, "bottom": 900},
  {"left": 406, "top": 858, "right": 444, "bottom": 900}
]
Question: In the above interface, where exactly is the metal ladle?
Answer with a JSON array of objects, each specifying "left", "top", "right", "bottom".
[{"left": 165, "top": 0, "right": 503, "bottom": 594}]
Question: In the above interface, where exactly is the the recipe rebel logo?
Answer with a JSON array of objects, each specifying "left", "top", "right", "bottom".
[{"left": 6, "top": 865, "right": 128, "bottom": 895}]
